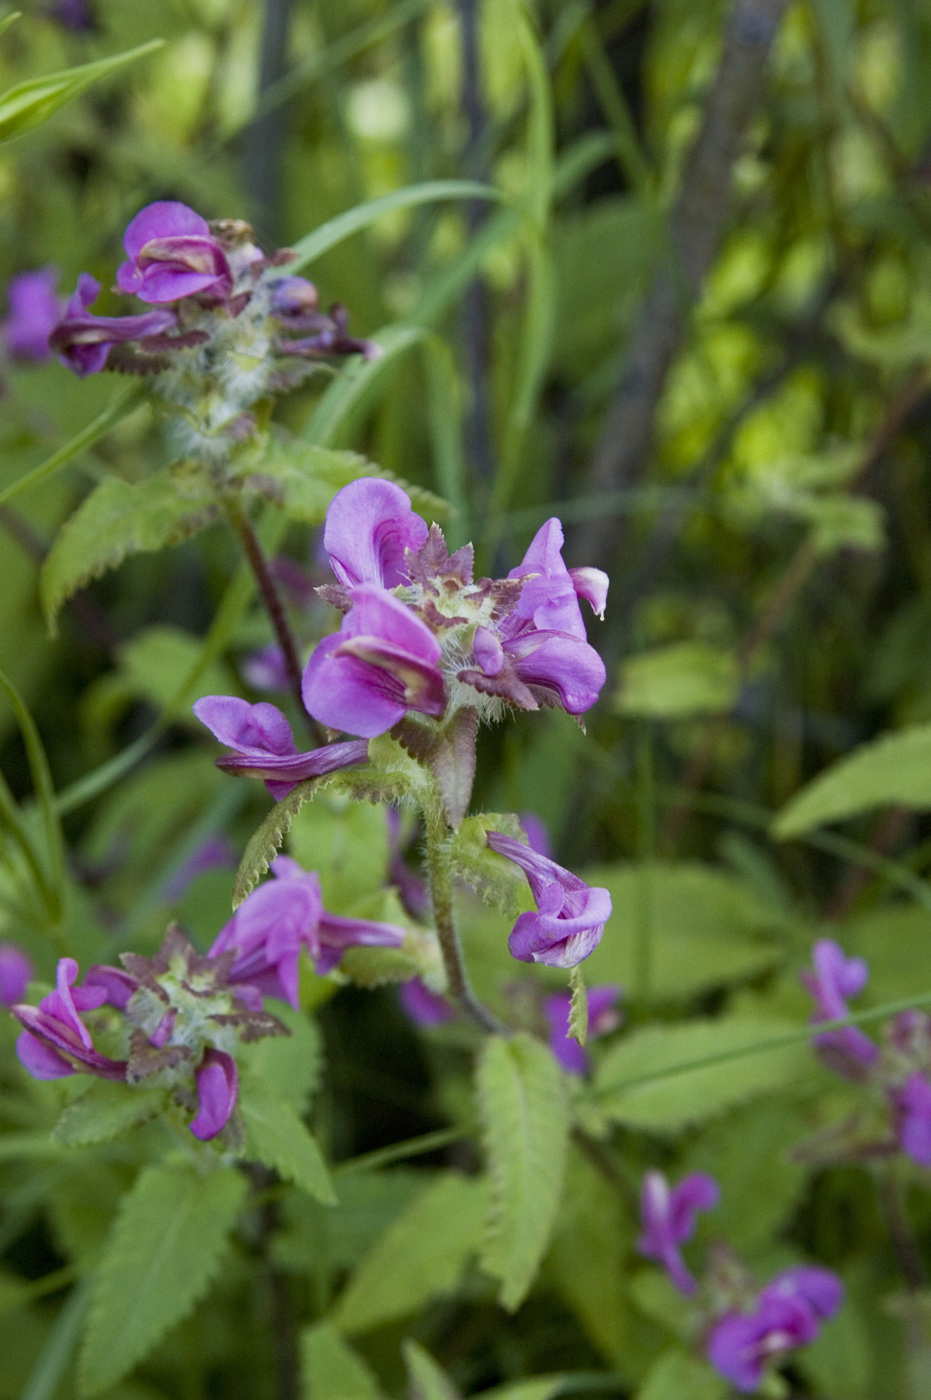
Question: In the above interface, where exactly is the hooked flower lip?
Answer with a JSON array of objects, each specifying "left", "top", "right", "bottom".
[
  {"left": 49, "top": 274, "right": 177, "bottom": 377},
  {"left": 12, "top": 956, "right": 127, "bottom": 1081},
  {"left": 486, "top": 831, "right": 612, "bottom": 968},
  {"left": 302, "top": 584, "right": 446, "bottom": 739},
  {"left": 801, "top": 938, "right": 878, "bottom": 1076},
  {"left": 192, "top": 694, "right": 369, "bottom": 800},
  {"left": 636, "top": 1169, "right": 719, "bottom": 1295},
  {"left": 116, "top": 202, "right": 233, "bottom": 304}
]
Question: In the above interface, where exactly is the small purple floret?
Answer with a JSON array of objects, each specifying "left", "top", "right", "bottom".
[
  {"left": 0, "top": 942, "right": 32, "bottom": 1007},
  {"left": 399, "top": 978, "right": 454, "bottom": 1027},
  {"left": 13, "top": 957, "right": 126, "bottom": 1080},
  {"left": 189, "top": 1049, "right": 239, "bottom": 1140},
  {"left": 193, "top": 695, "right": 369, "bottom": 799},
  {"left": 323, "top": 478, "right": 429, "bottom": 590},
  {"left": 894, "top": 1072, "right": 931, "bottom": 1167},
  {"left": 3, "top": 269, "right": 63, "bottom": 362},
  {"left": 801, "top": 938, "right": 879, "bottom": 1078},
  {"left": 543, "top": 984, "right": 622, "bottom": 1075},
  {"left": 487, "top": 832, "right": 612, "bottom": 968},
  {"left": 209, "top": 856, "right": 406, "bottom": 1007},
  {"left": 50, "top": 273, "right": 177, "bottom": 376},
  {"left": 707, "top": 1293, "right": 818, "bottom": 1393},
  {"left": 636, "top": 1169, "right": 719, "bottom": 1295},
  {"left": 117, "top": 202, "right": 232, "bottom": 304},
  {"left": 302, "top": 584, "right": 446, "bottom": 738}
]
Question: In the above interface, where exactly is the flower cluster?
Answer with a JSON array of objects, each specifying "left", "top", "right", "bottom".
[
  {"left": 637, "top": 1171, "right": 843, "bottom": 1393},
  {"left": 11, "top": 857, "right": 405, "bottom": 1140},
  {"left": 301, "top": 479, "right": 608, "bottom": 735},
  {"left": 45, "top": 201, "right": 376, "bottom": 459},
  {"left": 802, "top": 937, "right": 931, "bottom": 1168}
]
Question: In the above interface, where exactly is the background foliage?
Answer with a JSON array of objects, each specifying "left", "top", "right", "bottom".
[{"left": 5, "top": 0, "right": 931, "bottom": 1397}]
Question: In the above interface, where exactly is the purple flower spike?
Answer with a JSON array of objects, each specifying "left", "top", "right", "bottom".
[
  {"left": 13, "top": 957, "right": 127, "bottom": 1081},
  {"left": 117, "top": 202, "right": 232, "bottom": 304},
  {"left": 894, "top": 1072, "right": 931, "bottom": 1167},
  {"left": 0, "top": 942, "right": 32, "bottom": 1007},
  {"left": 3, "top": 269, "right": 63, "bottom": 362},
  {"left": 302, "top": 585, "right": 446, "bottom": 738},
  {"left": 544, "top": 984, "right": 622, "bottom": 1075},
  {"left": 50, "top": 274, "right": 177, "bottom": 376},
  {"left": 637, "top": 1170, "right": 719, "bottom": 1295},
  {"left": 210, "top": 856, "right": 405, "bottom": 1006},
  {"left": 323, "top": 479, "right": 428, "bottom": 590},
  {"left": 801, "top": 939, "right": 879, "bottom": 1078},
  {"left": 399, "top": 978, "right": 454, "bottom": 1027},
  {"left": 269, "top": 276, "right": 320, "bottom": 326},
  {"left": 193, "top": 695, "right": 369, "bottom": 800},
  {"left": 486, "top": 832, "right": 612, "bottom": 968},
  {"left": 707, "top": 1293, "right": 819, "bottom": 1394},
  {"left": 189, "top": 1049, "right": 238, "bottom": 1140}
]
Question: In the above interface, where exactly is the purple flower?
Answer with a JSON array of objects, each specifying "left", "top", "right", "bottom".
[
  {"left": 894, "top": 1072, "right": 931, "bottom": 1167},
  {"left": 302, "top": 584, "right": 446, "bottom": 738},
  {"left": 3, "top": 269, "right": 63, "bottom": 362},
  {"left": 707, "top": 1293, "right": 819, "bottom": 1394},
  {"left": 0, "top": 942, "right": 32, "bottom": 1007},
  {"left": 49, "top": 273, "right": 177, "bottom": 376},
  {"left": 761, "top": 1266, "right": 843, "bottom": 1321},
  {"left": 269, "top": 276, "right": 320, "bottom": 326},
  {"left": 189, "top": 1049, "right": 239, "bottom": 1141},
  {"left": 322, "top": 478, "right": 429, "bottom": 590},
  {"left": 399, "top": 978, "right": 454, "bottom": 1026},
  {"left": 486, "top": 832, "right": 612, "bottom": 968},
  {"left": 45, "top": 0, "right": 97, "bottom": 31},
  {"left": 636, "top": 1170, "right": 719, "bottom": 1295},
  {"left": 209, "top": 856, "right": 406, "bottom": 1007},
  {"left": 162, "top": 835, "right": 237, "bottom": 902},
  {"left": 520, "top": 812, "right": 552, "bottom": 859},
  {"left": 801, "top": 939, "right": 879, "bottom": 1078},
  {"left": 543, "top": 984, "right": 622, "bottom": 1075},
  {"left": 463, "top": 519, "right": 607, "bottom": 716},
  {"left": 386, "top": 808, "right": 429, "bottom": 921},
  {"left": 241, "top": 644, "right": 291, "bottom": 693},
  {"left": 193, "top": 695, "right": 369, "bottom": 800},
  {"left": 116, "top": 202, "right": 232, "bottom": 304},
  {"left": 12, "top": 957, "right": 127, "bottom": 1081}
]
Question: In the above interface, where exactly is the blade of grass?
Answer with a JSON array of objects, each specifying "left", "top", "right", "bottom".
[
  {"left": 0, "top": 385, "right": 145, "bottom": 508},
  {"left": 20, "top": 1278, "right": 92, "bottom": 1400},
  {"left": 0, "top": 670, "right": 64, "bottom": 918}
]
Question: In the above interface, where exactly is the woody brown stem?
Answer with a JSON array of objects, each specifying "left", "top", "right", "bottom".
[{"left": 224, "top": 498, "right": 325, "bottom": 745}]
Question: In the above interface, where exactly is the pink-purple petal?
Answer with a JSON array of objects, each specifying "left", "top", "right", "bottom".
[{"left": 189, "top": 1049, "right": 238, "bottom": 1140}]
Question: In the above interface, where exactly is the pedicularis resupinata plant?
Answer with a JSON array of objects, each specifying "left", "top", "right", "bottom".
[{"left": 12, "top": 8, "right": 931, "bottom": 1400}]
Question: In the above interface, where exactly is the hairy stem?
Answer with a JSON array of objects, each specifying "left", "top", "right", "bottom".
[
  {"left": 224, "top": 499, "right": 324, "bottom": 744},
  {"left": 423, "top": 795, "right": 507, "bottom": 1036}
]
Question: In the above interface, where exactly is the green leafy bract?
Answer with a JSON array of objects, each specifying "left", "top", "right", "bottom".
[
  {"left": 239, "top": 1003, "right": 322, "bottom": 1116},
  {"left": 51, "top": 1080, "right": 167, "bottom": 1147},
  {"left": 239, "top": 1072, "right": 335, "bottom": 1204},
  {"left": 78, "top": 1161, "right": 247, "bottom": 1395},
  {"left": 40, "top": 467, "right": 218, "bottom": 632},
  {"left": 332, "top": 1172, "right": 489, "bottom": 1334},
  {"left": 477, "top": 1033, "right": 569, "bottom": 1311}
]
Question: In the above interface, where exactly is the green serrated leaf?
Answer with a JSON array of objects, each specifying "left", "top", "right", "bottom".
[
  {"left": 78, "top": 1161, "right": 246, "bottom": 1395},
  {"left": 773, "top": 723, "right": 931, "bottom": 838},
  {"left": 239, "top": 1003, "right": 321, "bottom": 1115},
  {"left": 451, "top": 814, "right": 529, "bottom": 915},
  {"left": 232, "top": 776, "right": 335, "bottom": 907},
  {"left": 332, "top": 1172, "right": 488, "bottom": 1334},
  {"left": 592, "top": 1018, "right": 810, "bottom": 1132},
  {"left": 40, "top": 466, "right": 218, "bottom": 632},
  {"left": 52, "top": 1080, "right": 167, "bottom": 1147},
  {"left": 301, "top": 1322, "right": 382, "bottom": 1400},
  {"left": 568, "top": 966, "right": 588, "bottom": 1047},
  {"left": 403, "top": 1341, "right": 460, "bottom": 1400},
  {"left": 239, "top": 1072, "right": 335, "bottom": 1204},
  {"left": 477, "top": 1033, "right": 569, "bottom": 1311},
  {"left": 234, "top": 439, "right": 371, "bottom": 522},
  {"left": 0, "top": 39, "right": 163, "bottom": 143}
]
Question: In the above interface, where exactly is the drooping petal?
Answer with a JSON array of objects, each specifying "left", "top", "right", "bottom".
[
  {"left": 503, "top": 628, "right": 606, "bottom": 715},
  {"left": 189, "top": 1049, "right": 239, "bottom": 1140},
  {"left": 323, "top": 479, "right": 428, "bottom": 589},
  {"left": 50, "top": 273, "right": 177, "bottom": 376},
  {"left": 707, "top": 1295, "right": 819, "bottom": 1394},
  {"left": 763, "top": 1266, "right": 843, "bottom": 1321},
  {"left": 569, "top": 567, "right": 609, "bottom": 619},
  {"left": 193, "top": 696, "right": 296, "bottom": 757},
  {"left": 399, "top": 978, "right": 454, "bottom": 1027},
  {"left": 3, "top": 268, "right": 62, "bottom": 361},
  {"left": 16, "top": 1030, "right": 76, "bottom": 1079},
  {"left": 315, "top": 909, "right": 407, "bottom": 975},
  {"left": 487, "top": 832, "right": 612, "bottom": 969}
]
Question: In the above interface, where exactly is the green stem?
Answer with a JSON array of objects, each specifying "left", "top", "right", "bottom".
[{"left": 423, "top": 794, "right": 507, "bottom": 1036}]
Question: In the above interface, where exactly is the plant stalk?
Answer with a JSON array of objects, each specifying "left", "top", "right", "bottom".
[
  {"left": 224, "top": 499, "right": 324, "bottom": 744},
  {"left": 423, "top": 795, "right": 507, "bottom": 1036}
]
